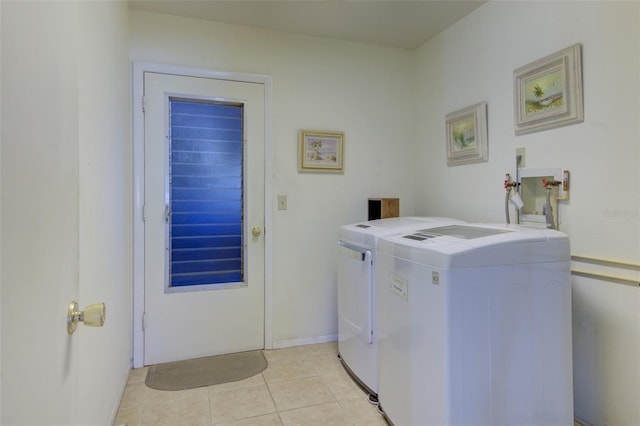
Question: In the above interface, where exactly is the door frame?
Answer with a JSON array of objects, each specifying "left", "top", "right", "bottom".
[{"left": 131, "top": 62, "right": 273, "bottom": 368}]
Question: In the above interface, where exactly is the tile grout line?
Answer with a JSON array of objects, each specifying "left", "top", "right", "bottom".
[{"left": 260, "top": 371, "right": 284, "bottom": 426}]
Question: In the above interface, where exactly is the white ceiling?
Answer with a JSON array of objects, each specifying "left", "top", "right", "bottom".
[{"left": 128, "top": 0, "right": 487, "bottom": 50}]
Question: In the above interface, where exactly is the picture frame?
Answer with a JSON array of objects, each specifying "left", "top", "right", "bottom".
[
  {"left": 298, "top": 129, "right": 344, "bottom": 173},
  {"left": 445, "top": 102, "right": 488, "bottom": 166},
  {"left": 513, "top": 43, "right": 583, "bottom": 135}
]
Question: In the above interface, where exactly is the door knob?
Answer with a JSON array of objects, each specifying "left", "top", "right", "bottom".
[
  {"left": 67, "top": 301, "right": 106, "bottom": 334},
  {"left": 252, "top": 226, "right": 262, "bottom": 237}
]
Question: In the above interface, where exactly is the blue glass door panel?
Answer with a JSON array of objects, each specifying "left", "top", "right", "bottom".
[{"left": 169, "top": 99, "right": 243, "bottom": 286}]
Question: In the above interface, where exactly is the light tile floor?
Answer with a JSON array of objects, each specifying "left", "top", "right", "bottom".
[{"left": 114, "top": 342, "right": 387, "bottom": 426}]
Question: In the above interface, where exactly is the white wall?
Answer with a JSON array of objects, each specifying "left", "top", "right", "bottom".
[
  {"left": 129, "top": 11, "right": 417, "bottom": 346},
  {"left": 414, "top": 2, "right": 640, "bottom": 425},
  {"left": 77, "top": 1, "right": 132, "bottom": 424},
  {"left": 1, "top": 1, "right": 131, "bottom": 424},
  {"left": 0, "top": 2, "right": 3, "bottom": 417}
]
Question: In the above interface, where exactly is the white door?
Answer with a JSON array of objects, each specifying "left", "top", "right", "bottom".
[{"left": 143, "top": 72, "right": 265, "bottom": 365}]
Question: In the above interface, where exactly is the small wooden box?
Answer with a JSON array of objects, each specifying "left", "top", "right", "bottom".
[{"left": 368, "top": 198, "right": 399, "bottom": 220}]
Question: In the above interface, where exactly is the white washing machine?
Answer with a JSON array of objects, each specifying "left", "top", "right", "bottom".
[
  {"left": 376, "top": 223, "right": 573, "bottom": 426},
  {"left": 337, "top": 217, "right": 462, "bottom": 402}
]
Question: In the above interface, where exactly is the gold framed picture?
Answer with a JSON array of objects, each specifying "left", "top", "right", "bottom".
[{"left": 298, "top": 130, "right": 344, "bottom": 173}]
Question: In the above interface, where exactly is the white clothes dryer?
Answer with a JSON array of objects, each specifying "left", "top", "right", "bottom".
[
  {"left": 376, "top": 223, "right": 573, "bottom": 426},
  {"left": 337, "top": 217, "right": 462, "bottom": 402}
]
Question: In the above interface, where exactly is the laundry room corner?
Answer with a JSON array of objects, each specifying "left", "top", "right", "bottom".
[{"left": 413, "top": 2, "right": 640, "bottom": 425}]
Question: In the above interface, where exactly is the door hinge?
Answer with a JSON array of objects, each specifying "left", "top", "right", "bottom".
[
  {"left": 142, "top": 313, "right": 146, "bottom": 331},
  {"left": 142, "top": 204, "right": 146, "bottom": 222},
  {"left": 141, "top": 95, "right": 147, "bottom": 112}
]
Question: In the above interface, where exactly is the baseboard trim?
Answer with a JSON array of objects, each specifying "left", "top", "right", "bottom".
[{"left": 271, "top": 334, "right": 337, "bottom": 349}]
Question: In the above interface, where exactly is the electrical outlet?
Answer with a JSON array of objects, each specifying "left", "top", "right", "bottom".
[
  {"left": 277, "top": 194, "right": 287, "bottom": 210},
  {"left": 516, "top": 147, "right": 526, "bottom": 168}
]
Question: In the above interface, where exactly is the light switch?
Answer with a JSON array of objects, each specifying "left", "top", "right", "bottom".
[{"left": 277, "top": 194, "right": 287, "bottom": 210}]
